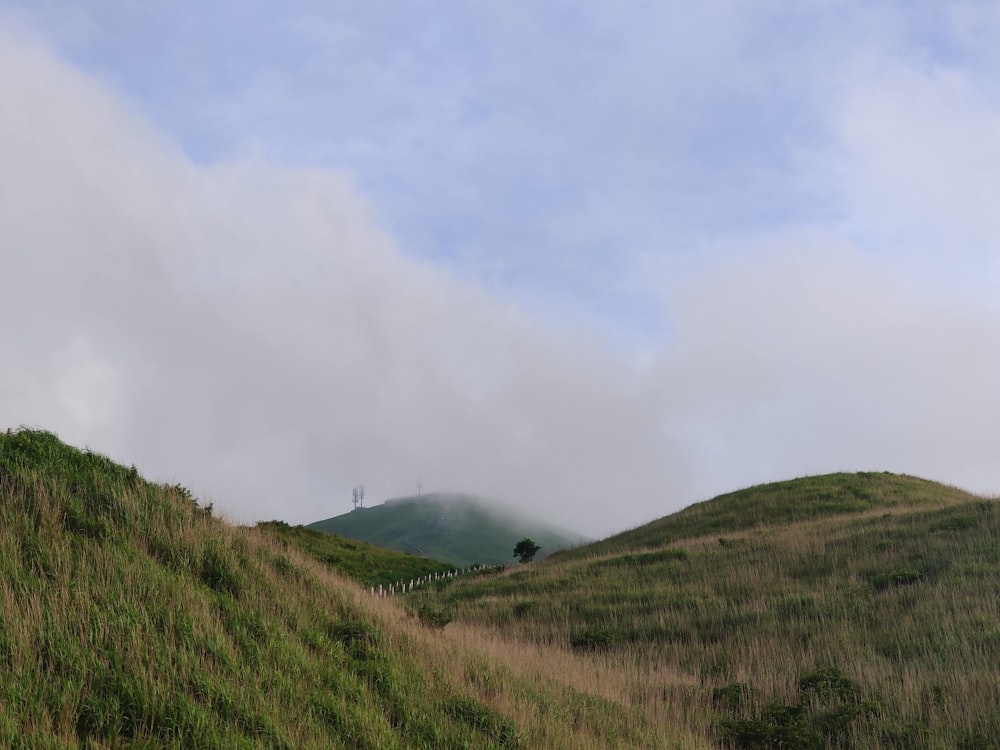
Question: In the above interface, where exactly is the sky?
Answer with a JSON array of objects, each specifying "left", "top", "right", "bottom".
[{"left": 2, "top": 2, "right": 1000, "bottom": 537}]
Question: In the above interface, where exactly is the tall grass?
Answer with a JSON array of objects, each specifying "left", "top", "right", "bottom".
[
  {"left": 0, "top": 429, "right": 678, "bottom": 748},
  {"left": 10, "top": 430, "right": 990, "bottom": 747},
  {"left": 254, "top": 520, "right": 454, "bottom": 587},
  {"left": 428, "top": 473, "right": 1000, "bottom": 748}
]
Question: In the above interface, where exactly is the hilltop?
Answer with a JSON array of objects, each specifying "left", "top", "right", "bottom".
[
  {"left": 556, "top": 471, "right": 979, "bottom": 559},
  {"left": 421, "top": 472, "right": 1000, "bottom": 748},
  {"left": 0, "top": 430, "right": 673, "bottom": 748},
  {"left": 308, "top": 492, "right": 586, "bottom": 568}
]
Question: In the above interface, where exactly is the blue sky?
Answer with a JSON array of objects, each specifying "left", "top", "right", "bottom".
[
  {"left": 10, "top": 2, "right": 994, "bottom": 313},
  {"left": 6, "top": 3, "right": 858, "bottom": 327},
  {"left": 3, "top": 2, "right": 1000, "bottom": 535}
]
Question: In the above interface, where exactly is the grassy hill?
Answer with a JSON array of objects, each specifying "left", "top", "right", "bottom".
[
  {"left": 9, "top": 428, "right": 993, "bottom": 748},
  {"left": 419, "top": 472, "right": 1000, "bottom": 748},
  {"left": 555, "top": 471, "right": 972, "bottom": 559},
  {"left": 254, "top": 520, "right": 454, "bottom": 588},
  {"left": 0, "top": 429, "right": 678, "bottom": 748},
  {"left": 307, "top": 493, "right": 586, "bottom": 568}
]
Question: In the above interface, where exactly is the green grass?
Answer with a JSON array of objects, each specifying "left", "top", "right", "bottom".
[
  {"left": 255, "top": 520, "right": 454, "bottom": 587},
  {"left": 428, "top": 472, "right": 1000, "bottom": 748},
  {"left": 12, "top": 428, "right": 988, "bottom": 748},
  {"left": 555, "top": 472, "right": 976, "bottom": 560},
  {"left": 308, "top": 493, "right": 587, "bottom": 567},
  {"left": 0, "top": 429, "right": 666, "bottom": 748}
]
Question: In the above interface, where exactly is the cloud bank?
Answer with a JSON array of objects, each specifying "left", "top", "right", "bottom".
[
  {"left": 1, "top": 28, "right": 686, "bottom": 535},
  {"left": 3, "top": 11, "right": 1000, "bottom": 539}
]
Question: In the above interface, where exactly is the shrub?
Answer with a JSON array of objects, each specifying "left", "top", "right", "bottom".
[
  {"left": 713, "top": 682, "right": 755, "bottom": 714},
  {"left": 863, "top": 568, "right": 922, "bottom": 592},
  {"left": 932, "top": 513, "right": 977, "bottom": 532},
  {"left": 798, "top": 665, "right": 858, "bottom": 702},
  {"left": 570, "top": 628, "right": 622, "bottom": 651},
  {"left": 199, "top": 546, "right": 241, "bottom": 597},
  {"left": 329, "top": 619, "right": 381, "bottom": 661},
  {"left": 415, "top": 602, "right": 452, "bottom": 630},
  {"left": 715, "top": 665, "right": 873, "bottom": 749},
  {"left": 442, "top": 697, "right": 521, "bottom": 749}
]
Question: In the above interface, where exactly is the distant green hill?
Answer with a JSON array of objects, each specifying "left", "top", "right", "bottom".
[{"left": 307, "top": 493, "right": 586, "bottom": 567}]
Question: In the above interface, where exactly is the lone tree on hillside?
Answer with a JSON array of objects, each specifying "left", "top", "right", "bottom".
[
  {"left": 352, "top": 485, "right": 365, "bottom": 511},
  {"left": 513, "top": 537, "right": 540, "bottom": 564}
]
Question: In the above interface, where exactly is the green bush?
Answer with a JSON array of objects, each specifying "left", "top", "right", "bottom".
[
  {"left": 415, "top": 602, "right": 453, "bottom": 630},
  {"left": 932, "top": 513, "right": 978, "bottom": 532},
  {"left": 715, "top": 665, "right": 873, "bottom": 749},
  {"left": 798, "top": 664, "right": 858, "bottom": 702},
  {"left": 863, "top": 567, "right": 922, "bottom": 592},
  {"left": 199, "top": 546, "right": 241, "bottom": 597},
  {"left": 442, "top": 697, "right": 521, "bottom": 749},
  {"left": 569, "top": 628, "right": 622, "bottom": 651}
]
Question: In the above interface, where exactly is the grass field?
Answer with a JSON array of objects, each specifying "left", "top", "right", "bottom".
[
  {"left": 254, "top": 520, "right": 454, "bottom": 588},
  {"left": 419, "top": 472, "right": 1000, "bottom": 748},
  {"left": 0, "top": 429, "right": 686, "bottom": 748},
  {"left": 5, "top": 428, "right": 996, "bottom": 748}
]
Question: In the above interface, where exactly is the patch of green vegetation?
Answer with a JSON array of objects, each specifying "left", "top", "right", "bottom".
[
  {"left": 255, "top": 520, "right": 452, "bottom": 587},
  {"left": 395, "top": 587, "right": 458, "bottom": 631},
  {"left": 558, "top": 472, "right": 979, "bottom": 559},
  {"left": 861, "top": 566, "right": 922, "bottom": 592},
  {"left": 442, "top": 697, "right": 522, "bottom": 748},
  {"left": 715, "top": 665, "right": 879, "bottom": 749},
  {"left": 570, "top": 627, "right": 624, "bottom": 652}
]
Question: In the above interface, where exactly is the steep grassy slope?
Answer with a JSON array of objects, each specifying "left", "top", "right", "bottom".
[
  {"left": 308, "top": 493, "right": 585, "bottom": 567},
  {"left": 255, "top": 520, "right": 453, "bottom": 587},
  {"left": 0, "top": 430, "right": 675, "bottom": 749},
  {"left": 423, "top": 473, "right": 1000, "bottom": 748}
]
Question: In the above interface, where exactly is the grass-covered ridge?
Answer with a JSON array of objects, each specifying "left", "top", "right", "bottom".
[
  {"left": 0, "top": 429, "right": 670, "bottom": 748},
  {"left": 560, "top": 472, "right": 978, "bottom": 559},
  {"left": 425, "top": 472, "right": 1000, "bottom": 748}
]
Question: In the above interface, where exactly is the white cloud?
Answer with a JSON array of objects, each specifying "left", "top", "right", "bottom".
[
  {"left": 650, "top": 232, "right": 1000, "bottom": 500},
  {"left": 827, "top": 62, "right": 1000, "bottom": 255},
  {"left": 4, "top": 6, "right": 1000, "bottom": 546},
  {"left": 0, "top": 25, "right": 683, "bottom": 536}
]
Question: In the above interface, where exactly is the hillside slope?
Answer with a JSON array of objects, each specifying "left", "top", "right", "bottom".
[
  {"left": 255, "top": 520, "right": 453, "bottom": 587},
  {"left": 556, "top": 471, "right": 979, "bottom": 559},
  {"left": 425, "top": 472, "right": 1000, "bottom": 748},
  {"left": 0, "top": 430, "right": 671, "bottom": 749},
  {"left": 308, "top": 493, "right": 585, "bottom": 567}
]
